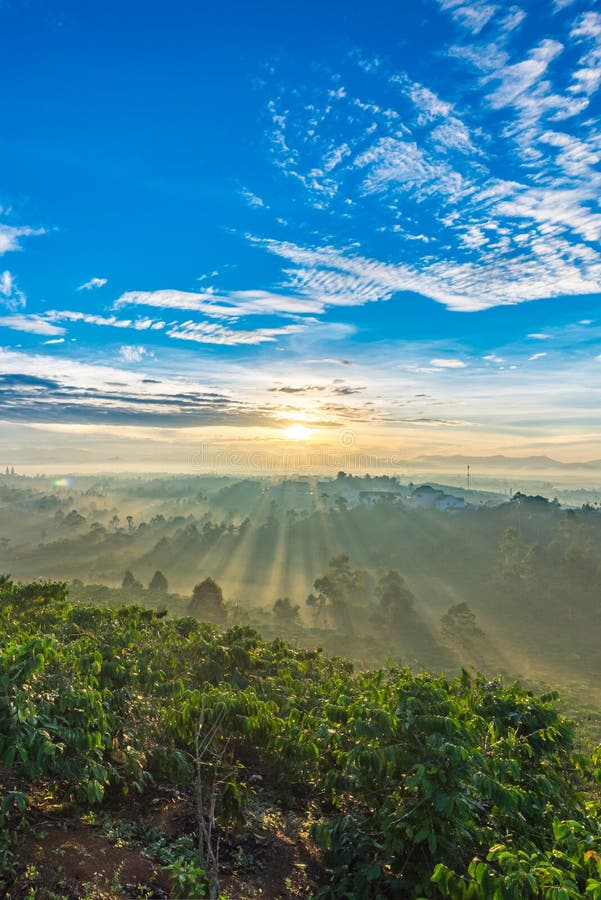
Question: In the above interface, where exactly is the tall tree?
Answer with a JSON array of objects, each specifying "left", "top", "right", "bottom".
[
  {"left": 441, "top": 602, "right": 484, "bottom": 643},
  {"left": 189, "top": 577, "right": 227, "bottom": 624},
  {"left": 309, "top": 554, "right": 362, "bottom": 630},
  {"left": 375, "top": 570, "right": 414, "bottom": 627},
  {"left": 149, "top": 569, "right": 168, "bottom": 594},
  {"left": 122, "top": 570, "right": 142, "bottom": 591}
]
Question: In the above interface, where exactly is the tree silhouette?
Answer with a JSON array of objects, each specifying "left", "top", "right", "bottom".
[
  {"left": 273, "top": 596, "right": 300, "bottom": 623},
  {"left": 189, "top": 577, "right": 226, "bottom": 624},
  {"left": 375, "top": 570, "right": 414, "bottom": 627},
  {"left": 149, "top": 570, "right": 168, "bottom": 594},
  {"left": 122, "top": 570, "right": 143, "bottom": 592},
  {"left": 441, "top": 602, "right": 483, "bottom": 642},
  {"left": 310, "top": 554, "right": 362, "bottom": 630}
]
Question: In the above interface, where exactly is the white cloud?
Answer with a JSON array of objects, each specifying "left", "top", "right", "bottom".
[
  {"left": 256, "top": 235, "right": 601, "bottom": 314},
  {"left": 0, "top": 271, "right": 26, "bottom": 309},
  {"left": 528, "top": 352, "right": 548, "bottom": 360},
  {"left": 483, "top": 354, "right": 504, "bottom": 362},
  {"left": 498, "top": 7, "right": 526, "bottom": 35},
  {"left": 256, "top": 22, "right": 601, "bottom": 320},
  {"left": 487, "top": 39, "right": 564, "bottom": 110},
  {"left": 430, "top": 358, "right": 467, "bottom": 368},
  {"left": 430, "top": 119, "right": 478, "bottom": 154},
  {"left": 459, "top": 226, "right": 489, "bottom": 249},
  {"left": 354, "top": 137, "right": 469, "bottom": 203},
  {"left": 77, "top": 277, "right": 108, "bottom": 291},
  {"left": 119, "top": 345, "right": 147, "bottom": 363},
  {"left": 496, "top": 185, "right": 601, "bottom": 243},
  {"left": 43, "top": 337, "right": 65, "bottom": 345},
  {"left": 0, "top": 224, "right": 44, "bottom": 256},
  {"left": 445, "top": 1, "right": 498, "bottom": 34},
  {"left": 399, "top": 77, "right": 452, "bottom": 121},
  {"left": 570, "top": 13, "right": 601, "bottom": 97},
  {"left": 528, "top": 332, "right": 551, "bottom": 339},
  {"left": 166, "top": 321, "right": 306, "bottom": 346},
  {"left": 116, "top": 288, "right": 325, "bottom": 318},
  {"left": 241, "top": 189, "right": 267, "bottom": 208},
  {"left": 305, "top": 358, "right": 353, "bottom": 366},
  {"left": 48, "top": 310, "right": 165, "bottom": 330},
  {"left": 0, "top": 314, "right": 65, "bottom": 336}
]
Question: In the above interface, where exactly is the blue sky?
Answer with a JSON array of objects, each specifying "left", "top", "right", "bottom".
[{"left": 1, "top": 0, "right": 601, "bottom": 464}]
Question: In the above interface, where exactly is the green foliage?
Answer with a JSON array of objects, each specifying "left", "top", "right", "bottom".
[
  {"left": 0, "top": 576, "right": 598, "bottom": 899},
  {"left": 165, "top": 855, "right": 208, "bottom": 898}
]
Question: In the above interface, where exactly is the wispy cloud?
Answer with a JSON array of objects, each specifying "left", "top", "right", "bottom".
[
  {"left": 0, "top": 314, "right": 65, "bottom": 336},
  {"left": 257, "top": 14, "right": 601, "bottom": 315},
  {"left": 253, "top": 234, "right": 601, "bottom": 313},
  {"left": 77, "top": 276, "right": 108, "bottom": 291},
  {"left": 430, "top": 357, "right": 467, "bottom": 368},
  {"left": 47, "top": 310, "right": 165, "bottom": 331},
  {"left": 116, "top": 288, "right": 325, "bottom": 318},
  {"left": 437, "top": 0, "right": 498, "bottom": 35},
  {"left": 166, "top": 320, "right": 306, "bottom": 346},
  {"left": 0, "top": 271, "right": 26, "bottom": 310},
  {"left": 570, "top": 12, "right": 601, "bottom": 96},
  {"left": 241, "top": 188, "right": 267, "bottom": 208},
  {"left": 119, "top": 344, "right": 148, "bottom": 363},
  {"left": 305, "top": 357, "right": 353, "bottom": 366},
  {"left": 0, "top": 224, "right": 44, "bottom": 256},
  {"left": 269, "top": 381, "right": 363, "bottom": 395},
  {"left": 43, "top": 303, "right": 312, "bottom": 347},
  {"left": 553, "top": 0, "right": 576, "bottom": 12},
  {"left": 486, "top": 38, "right": 564, "bottom": 110}
]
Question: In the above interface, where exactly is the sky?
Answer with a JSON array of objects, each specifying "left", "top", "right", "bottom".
[{"left": 2, "top": 0, "right": 601, "bottom": 470}]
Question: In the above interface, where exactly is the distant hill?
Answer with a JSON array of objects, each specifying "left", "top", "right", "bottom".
[{"left": 406, "top": 454, "right": 601, "bottom": 471}]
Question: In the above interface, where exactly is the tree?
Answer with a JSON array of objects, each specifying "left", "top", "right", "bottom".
[
  {"left": 375, "top": 570, "right": 414, "bottom": 627},
  {"left": 309, "top": 554, "right": 362, "bottom": 630},
  {"left": 189, "top": 577, "right": 227, "bottom": 624},
  {"left": 64, "top": 509, "right": 86, "bottom": 527},
  {"left": 273, "top": 596, "right": 300, "bottom": 623},
  {"left": 149, "top": 569, "right": 168, "bottom": 594},
  {"left": 441, "top": 602, "right": 484, "bottom": 642},
  {"left": 495, "top": 526, "right": 533, "bottom": 589},
  {"left": 122, "top": 570, "right": 143, "bottom": 592}
]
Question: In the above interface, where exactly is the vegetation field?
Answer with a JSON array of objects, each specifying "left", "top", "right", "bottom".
[{"left": 0, "top": 575, "right": 600, "bottom": 899}]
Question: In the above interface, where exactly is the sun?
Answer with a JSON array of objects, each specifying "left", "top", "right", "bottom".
[{"left": 284, "top": 423, "right": 313, "bottom": 441}]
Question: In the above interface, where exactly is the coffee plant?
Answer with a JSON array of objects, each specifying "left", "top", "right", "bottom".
[{"left": 0, "top": 576, "right": 599, "bottom": 897}]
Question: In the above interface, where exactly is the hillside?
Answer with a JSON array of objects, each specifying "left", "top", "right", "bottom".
[
  {"left": 0, "top": 577, "right": 600, "bottom": 899},
  {"left": 3, "top": 473, "right": 601, "bottom": 742}
]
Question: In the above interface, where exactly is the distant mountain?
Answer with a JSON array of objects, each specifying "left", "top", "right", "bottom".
[{"left": 406, "top": 454, "right": 601, "bottom": 471}]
